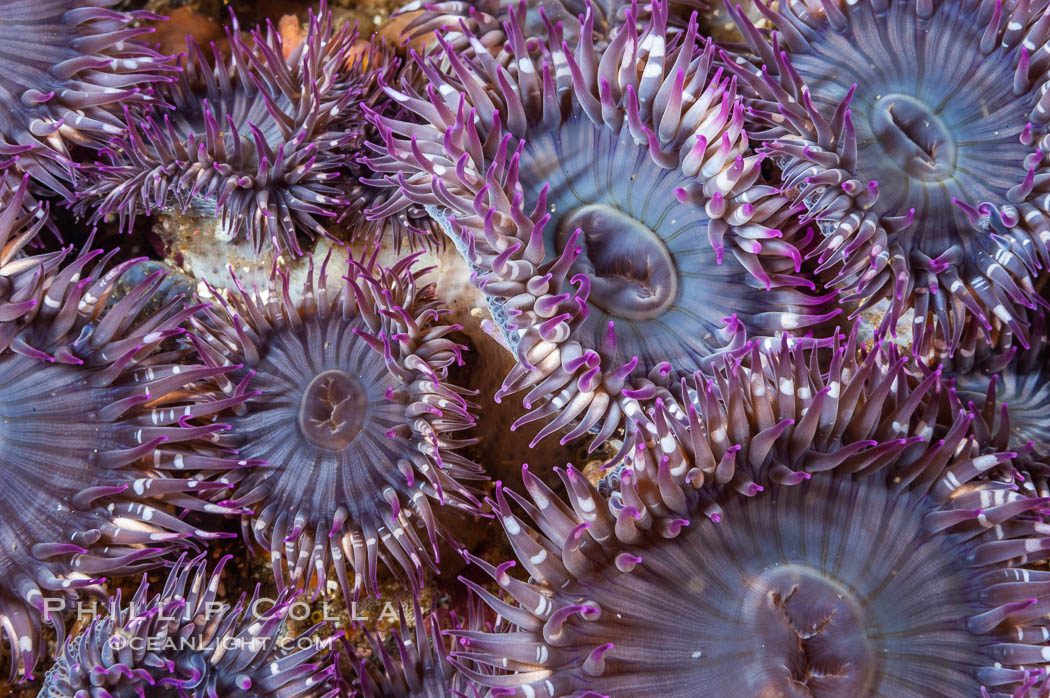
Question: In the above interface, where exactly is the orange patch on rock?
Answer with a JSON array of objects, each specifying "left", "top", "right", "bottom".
[
  {"left": 151, "top": 7, "right": 227, "bottom": 58},
  {"left": 279, "top": 13, "right": 381, "bottom": 72},
  {"left": 279, "top": 15, "right": 307, "bottom": 59}
]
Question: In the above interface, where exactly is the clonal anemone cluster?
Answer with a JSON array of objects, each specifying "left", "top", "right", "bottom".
[
  {"left": 81, "top": 2, "right": 368, "bottom": 256},
  {"left": 369, "top": 3, "right": 836, "bottom": 457},
  {"left": 342, "top": 597, "right": 478, "bottom": 696},
  {"left": 454, "top": 336, "right": 1050, "bottom": 697},
  {"left": 0, "top": 0, "right": 175, "bottom": 202},
  {"left": 192, "top": 250, "right": 484, "bottom": 601},
  {"left": 726, "top": 0, "right": 1050, "bottom": 352},
  {"left": 939, "top": 311, "right": 1050, "bottom": 497},
  {"left": 39, "top": 555, "right": 339, "bottom": 697},
  {"left": 0, "top": 178, "right": 255, "bottom": 682}
]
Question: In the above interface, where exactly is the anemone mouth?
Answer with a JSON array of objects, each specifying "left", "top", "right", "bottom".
[
  {"left": 848, "top": 80, "right": 1028, "bottom": 247},
  {"left": 195, "top": 256, "right": 482, "bottom": 600},
  {"left": 747, "top": 563, "right": 875, "bottom": 695},
  {"left": 592, "top": 473, "right": 986, "bottom": 696},
  {"left": 704, "top": 474, "right": 962, "bottom": 696},
  {"left": 298, "top": 369, "right": 369, "bottom": 450},
  {"left": 765, "top": 0, "right": 1035, "bottom": 254},
  {"left": 518, "top": 117, "right": 776, "bottom": 367},
  {"left": 726, "top": 0, "right": 1050, "bottom": 350},
  {"left": 234, "top": 317, "right": 406, "bottom": 487},
  {"left": 556, "top": 204, "right": 679, "bottom": 321},
  {"left": 465, "top": 459, "right": 1032, "bottom": 698},
  {"left": 371, "top": 3, "right": 835, "bottom": 455},
  {"left": 461, "top": 334, "right": 1050, "bottom": 697},
  {"left": 869, "top": 94, "right": 957, "bottom": 183}
]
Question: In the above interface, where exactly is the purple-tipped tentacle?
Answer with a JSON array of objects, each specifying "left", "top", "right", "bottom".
[{"left": 191, "top": 249, "right": 485, "bottom": 602}]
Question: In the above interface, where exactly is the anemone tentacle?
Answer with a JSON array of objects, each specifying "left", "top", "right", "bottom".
[
  {"left": 603, "top": 325, "right": 941, "bottom": 504},
  {"left": 192, "top": 249, "right": 484, "bottom": 601},
  {"left": 724, "top": 0, "right": 1050, "bottom": 353},
  {"left": 369, "top": 2, "right": 836, "bottom": 458},
  {"left": 346, "top": 51, "right": 445, "bottom": 251},
  {"left": 342, "top": 595, "right": 483, "bottom": 696},
  {"left": 0, "top": 169, "right": 51, "bottom": 234},
  {"left": 80, "top": 2, "right": 368, "bottom": 256},
  {"left": 453, "top": 338, "right": 1050, "bottom": 697},
  {"left": 0, "top": 0, "right": 176, "bottom": 202},
  {"left": 0, "top": 175, "right": 62, "bottom": 318},
  {"left": 932, "top": 311, "right": 1050, "bottom": 497},
  {"left": 0, "top": 227, "right": 255, "bottom": 682},
  {"left": 40, "top": 554, "right": 340, "bottom": 697},
  {"left": 396, "top": 0, "right": 704, "bottom": 63}
]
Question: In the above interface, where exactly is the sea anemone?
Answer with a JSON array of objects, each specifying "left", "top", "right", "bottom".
[
  {"left": 368, "top": 2, "right": 834, "bottom": 458},
  {"left": 940, "top": 311, "right": 1050, "bottom": 498},
  {"left": 342, "top": 596, "right": 480, "bottom": 696},
  {"left": 725, "top": 0, "right": 1050, "bottom": 353},
  {"left": 0, "top": 205, "right": 254, "bottom": 681},
  {"left": 452, "top": 335, "right": 1050, "bottom": 697},
  {"left": 80, "top": 2, "right": 366, "bottom": 256},
  {"left": 39, "top": 554, "right": 340, "bottom": 697},
  {"left": 191, "top": 249, "right": 484, "bottom": 602},
  {"left": 0, "top": 0, "right": 175, "bottom": 202}
]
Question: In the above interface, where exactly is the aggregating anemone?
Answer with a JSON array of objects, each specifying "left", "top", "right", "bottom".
[
  {"left": 39, "top": 554, "right": 340, "bottom": 697},
  {"left": 192, "top": 250, "right": 484, "bottom": 601},
  {"left": 0, "top": 183, "right": 252, "bottom": 683},
  {"left": 81, "top": 3, "right": 370, "bottom": 256},
  {"left": 3, "top": 0, "right": 1050, "bottom": 693},
  {"left": 455, "top": 339, "right": 1050, "bottom": 697},
  {"left": 726, "top": 0, "right": 1050, "bottom": 352},
  {"left": 369, "top": 3, "right": 837, "bottom": 457},
  {"left": 0, "top": 0, "right": 175, "bottom": 202}
]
